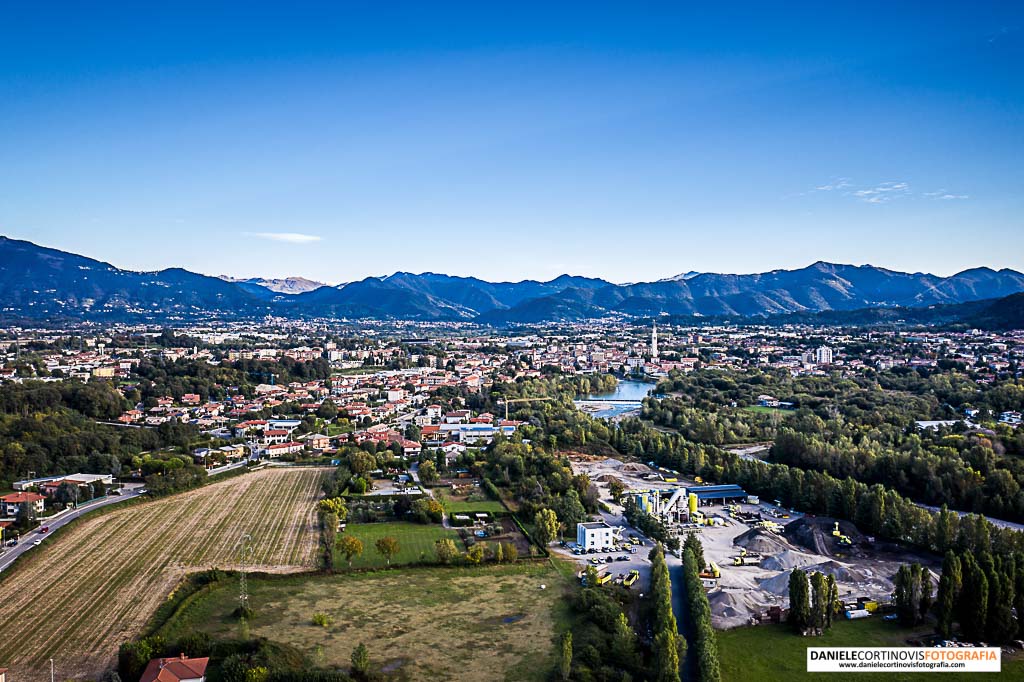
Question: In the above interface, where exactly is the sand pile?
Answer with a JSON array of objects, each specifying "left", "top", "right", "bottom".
[
  {"left": 785, "top": 517, "right": 864, "bottom": 555},
  {"left": 807, "top": 560, "right": 866, "bottom": 583},
  {"left": 759, "top": 570, "right": 798, "bottom": 597},
  {"left": 734, "top": 528, "right": 792, "bottom": 554},
  {"left": 761, "top": 549, "right": 817, "bottom": 571},
  {"left": 708, "top": 589, "right": 772, "bottom": 629},
  {"left": 620, "top": 462, "right": 650, "bottom": 473}
]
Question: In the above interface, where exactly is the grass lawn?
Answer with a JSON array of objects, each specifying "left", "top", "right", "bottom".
[
  {"left": 337, "top": 522, "right": 462, "bottom": 569},
  {"left": 157, "top": 562, "right": 573, "bottom": 682},
  {"left": 718, "top": 618, "right": 1023, "bottom": 681},
  {"left": 740, "top": 405, "right": 790, "bottom": 416},
  {"left": 444, "top": 499, "right": 506, "bottom": 513}
]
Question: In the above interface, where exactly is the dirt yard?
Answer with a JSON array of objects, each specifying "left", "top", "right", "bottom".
[{"left": 0, "top": 467, "right": 328, "bottom": 680}]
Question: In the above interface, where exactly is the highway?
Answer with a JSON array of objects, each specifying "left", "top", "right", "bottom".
[{"left": 0, "top": 483, "right": 146, "bottom": 573}]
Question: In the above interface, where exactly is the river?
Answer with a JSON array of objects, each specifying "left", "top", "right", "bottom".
[{"left": 575, "top": 379, "right": 655, "bottom": 419}]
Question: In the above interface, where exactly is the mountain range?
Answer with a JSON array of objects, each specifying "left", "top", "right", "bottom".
[
  {"left": 2, "top": 235, "right": 1023, "bottom": 327},
  {"left": 218, "top": 275, "right": 326, "bottom": 296}
]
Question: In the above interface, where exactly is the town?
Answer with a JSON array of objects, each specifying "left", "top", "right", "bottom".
[{"left": 0, "top": 317, "right": 1021, "bottom": 681}]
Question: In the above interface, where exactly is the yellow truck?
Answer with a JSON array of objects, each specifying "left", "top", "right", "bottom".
[
  {"left": 596, "top": 571, "right": 613, "bottom": 586},
  {"left": 623, "top": 570, "right": 640, "bottom": 587}
]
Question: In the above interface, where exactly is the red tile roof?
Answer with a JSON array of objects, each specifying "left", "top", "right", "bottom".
[{"left": 140, "top": 655, "right": 209, "bottom": 682}]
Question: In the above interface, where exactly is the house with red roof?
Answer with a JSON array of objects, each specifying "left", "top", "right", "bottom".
[
  {"left": 1, "top": 492, "right": 45, "bottom": 517},
  {"left": 140, "top": 654, "right": 209, "bottom": 682}
]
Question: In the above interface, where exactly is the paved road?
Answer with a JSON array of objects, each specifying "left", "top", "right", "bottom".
[
  {"left": 0, "top": 483, "right": 145, "bottom": 573},
  {"left": 915, "top": 502, "right": 1024, "bottom": 532}
]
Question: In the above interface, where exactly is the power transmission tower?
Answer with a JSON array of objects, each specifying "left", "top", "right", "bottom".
[{"left": 237, "top": 532, "right": 254, "bottom": 613}]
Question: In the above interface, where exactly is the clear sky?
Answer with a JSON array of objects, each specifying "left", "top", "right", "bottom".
[{"left": 1, "top": 2, "right": 1021, "bottom": 284}]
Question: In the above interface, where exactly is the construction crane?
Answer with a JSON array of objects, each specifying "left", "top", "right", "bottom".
[{"left": 497, "top": 397, "right": 554, "bottom": 421}]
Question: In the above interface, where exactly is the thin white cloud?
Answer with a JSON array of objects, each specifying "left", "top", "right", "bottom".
[
  {"left": 247, "top": 232, "right": 322, "bottom": 244},
  {"left": 851, "top": 181, "right": 910, "bottom": 203},
  {"left": 814, "top": 178, "right": 851, "bottom": 192},
  {"left": 924, "top": 189, "right": 969, "bottom": 200}
]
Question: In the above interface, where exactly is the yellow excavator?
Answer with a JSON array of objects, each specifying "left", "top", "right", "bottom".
[{"left": 832, "top": 522, "right": 853, "bottom": 546}]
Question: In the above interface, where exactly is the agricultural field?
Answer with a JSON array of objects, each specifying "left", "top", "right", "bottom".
[
  {"left": 717, "top": 618, "right": 1024, "bottom": 681},
  {"left": 338, "top": 522, "right": 462, "bottom": 569},
  {"left": 156, "top": 562, "right": 572, "bottom": 681},
  {"left": 0, "top": 467, "right": 328, "bottom": 680}
]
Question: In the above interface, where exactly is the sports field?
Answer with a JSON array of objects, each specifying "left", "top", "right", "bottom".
[{"left": 0, "top": 467, "right": 327, "bottom": 680}]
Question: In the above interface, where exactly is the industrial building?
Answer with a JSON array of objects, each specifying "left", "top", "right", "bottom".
[
  {"left": 626, "top": 484, "right": 749, "bottom": 521},
  {"left": 576, "top": 521, "right": 616, "bottom": 549}
]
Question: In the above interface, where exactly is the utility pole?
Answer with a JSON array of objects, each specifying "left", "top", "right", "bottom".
[{"left": 50, "top": 658, "right": 54, "bottom": 682}]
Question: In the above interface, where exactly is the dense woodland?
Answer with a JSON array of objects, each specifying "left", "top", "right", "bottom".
[{"left": 647, "top": 368, "right": 1024, "bottom": 522}]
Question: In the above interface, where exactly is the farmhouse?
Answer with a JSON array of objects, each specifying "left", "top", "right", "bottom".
[{"left": 140, "top": 654, "right": 209, "bottom": 682}]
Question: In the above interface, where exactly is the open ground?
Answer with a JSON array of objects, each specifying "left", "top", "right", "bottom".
[
  {"left": 156, "top": 562, "right": 572, "bottom": 682},
  {"left": 0, "top": 467, "right": 328, "bottom": 680}
]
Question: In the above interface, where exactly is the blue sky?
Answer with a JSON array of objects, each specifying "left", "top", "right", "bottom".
[{"left": 1, "top": 2, "right": 1021, "bottom": 283}]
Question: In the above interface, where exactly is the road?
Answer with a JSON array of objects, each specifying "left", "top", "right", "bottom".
[
  {"left": 0, "top": 483, "right": 146, "bottom": 573},
  {"left": 915, "top": 502, "right": 1024, "bottom": 532}
]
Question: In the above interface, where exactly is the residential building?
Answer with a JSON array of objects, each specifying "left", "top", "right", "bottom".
[{"left": 140, "top": 654, "right": 209, "bottom": 682}]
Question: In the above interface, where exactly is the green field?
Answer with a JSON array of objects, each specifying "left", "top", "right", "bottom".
[
  {"left": 337, "top": 522, "right": 462, "bottom": 569},
  {"left": 718, "top": 618, "right": 1023, "bottom": 681},
  {"left": 444, "top": 499, "right": 506, "bottom": 513},
  {"left": 156, "top": 563, "right": 572, "bottom": 681},
  {"left": 740, "top": 405, "right": 791, "bottom": 416}
]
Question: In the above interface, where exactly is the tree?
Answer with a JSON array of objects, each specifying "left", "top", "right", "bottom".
[
  {"left": 351, "top": 643, "right": 370, "bottom": 678},
  {"left": 936, "top": 552, "right": 962, "bottom": 638},
  {"left": 502, "top": 541, "right": 518, "bottom": 562},
  {"left": 919, "top": 567, "right": 934, "bottom": 623},
  {"left": 419, "top": 460, "right": 439, "bottom": 484},
  {"left": 959, "top": 554, "right": 989, "bottom": 642},
  {"left": 555, "top": 489, "right": 587, "bottom": 527},
  {"left": 610, "top": 612, "right": 639, "bottom": 669},
  {"left": 466, "top": 543, "right": 485, "bottom": 564},
  {"left": 534, "top": 508, "right": 560, "bottom": 546},
  {"left": 788, "top": 569, "right": 811, "bottom": 632},
  {"left": 435, "top": 538, "right": 459, "bottom": 564},
  {"left": 683, "top": 533, "right": 705, "bottom": 571},
  {"left": 411, "top": 497, "right": 444, "bottom": 524},
  {"left": 338, "top": 535, "right": 363, "bottom": 568},
  {"left": 316, "top": 497, "right": 348, "bottom": 521},
  {"left": 560, "top": 631, "right": 572, "bottom": 681},
  {"left": 654, "top": 629, "right": 681, "bottom": 682},
  {"left": 810, "top": 572, "right": 829, "bottom": 632},
  {"left": 374, "top": 536, "right": 399, "bottom": 565},
  {"left": 316, "top": 400, "right": 338, "bottom": 420}
]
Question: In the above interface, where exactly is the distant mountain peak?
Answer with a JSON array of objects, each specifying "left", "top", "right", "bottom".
[
  {"left": 219, "top": 275, "right": 326, "bottom": 294},
  {"left": 659, "top": 270, "right": 702, "bottom": 282}
]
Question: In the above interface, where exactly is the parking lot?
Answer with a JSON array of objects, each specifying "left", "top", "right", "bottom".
[{"left": 551, "top": 530, "right": 658, "bottom": 592}]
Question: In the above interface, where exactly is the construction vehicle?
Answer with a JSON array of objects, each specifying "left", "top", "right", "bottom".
[
  {"left": 596, "top": 570, "right": 613, "bottom": 586},
  {"left": 832, "top": 522, "right": 853, "bottom": 546},
  {"left": 732, "top": 555, "right": 762, "bottom": 566},
  {"left": 623, "top": 569, "right": 639, "bottom": 588},
  {"left": 737, "top": 548, "right": 762, "bottom": 559},
  {"left": 699, "top": 561, "right": 721, "bottom": 579}
]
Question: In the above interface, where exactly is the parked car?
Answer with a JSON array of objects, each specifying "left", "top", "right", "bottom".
[
  {"left": 32, "top": 540, "right": 42, "bottom": 546},
  {"left": 618, "top": 555, "right": 630, "bottom": 561}
]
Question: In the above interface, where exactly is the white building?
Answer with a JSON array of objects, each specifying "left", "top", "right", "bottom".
[
  {"left": 576, "top": 521, "right": 615, "bottom": 549},
  {"left": 815, "top": 346, "right": 834, "bottom": 365}
]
